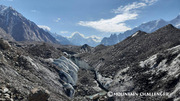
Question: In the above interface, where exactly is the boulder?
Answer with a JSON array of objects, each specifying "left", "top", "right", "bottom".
[
  {"left": 0, "top": 39, "right": 11, "bottom": 50},
  {"left": 28, "top": 87, "right": 50, "bottom": 101}
]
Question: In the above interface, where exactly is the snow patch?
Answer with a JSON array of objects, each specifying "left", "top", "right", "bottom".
[{"left": 132, "top": 31, "right": 139, "bottom": 37}]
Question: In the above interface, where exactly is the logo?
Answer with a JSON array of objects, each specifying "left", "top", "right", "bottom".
[{"left": 107, "top": 91, "right": 114, "bottom": 97}]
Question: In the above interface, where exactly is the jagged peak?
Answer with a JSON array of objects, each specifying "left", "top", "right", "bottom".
[
  {"left": 8, "top": 6, "right": 16, "bottom": 11},
  {"left": 0, "top": 5, "right": 18, "bottom": 16},
  {"left": 0, "top": 5, "right": 8, "bottom": 13},
  {"left": 110, "top": 33, "right": 118, "bottom": 38},
  {"left": 0, "top": 5, "right": 15, "bottom": 11}
]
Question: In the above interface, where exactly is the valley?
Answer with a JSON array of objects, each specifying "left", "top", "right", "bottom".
[{"left": 0, "top": 4, "right": 180, "bottom": 101}]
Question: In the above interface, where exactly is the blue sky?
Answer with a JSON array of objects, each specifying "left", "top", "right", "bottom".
[{"left": 1, "top": 0, "right": 180, "bottom": 40}]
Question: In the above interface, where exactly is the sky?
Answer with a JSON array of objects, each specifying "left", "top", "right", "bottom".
[{"left": 1, "top": 0, "right": 180, "bottom": 40}]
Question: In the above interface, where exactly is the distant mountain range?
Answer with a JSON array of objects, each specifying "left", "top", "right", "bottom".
[
  {"left": 48, "top": 31, "right": 100, "bottom": 47},
  {"left": 0, "top": 5, "right": 59, "bottom": 43},
  {"left": 101, "top": 14, "right": 180, "bottom": 46}
]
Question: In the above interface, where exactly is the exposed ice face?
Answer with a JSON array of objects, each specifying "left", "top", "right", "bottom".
[
  {"left": 53, "top": 56, "right": 79, "bottom": 85},
  {"left": 52, "top": 56, "right": 80, "bottom": 97},
  {"left": 59, "top": 70, "right": 76, "bottom": 86},
  {"left": 53, "top": 56, "right": 79, "bottom": 73}
]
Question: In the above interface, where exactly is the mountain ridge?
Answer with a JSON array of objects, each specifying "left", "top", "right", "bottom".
[
  {"left": 0, "top": 5, "right": 59, "bottom": 44},
  {"left": 100, "top": 14, "right": 180, "bottom": 46},
  {"left": 76, "top": 24, "right": 180, "bottom": 100}
]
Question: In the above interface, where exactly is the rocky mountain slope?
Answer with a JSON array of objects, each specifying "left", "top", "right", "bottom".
[
  {"left": 0, "top": 4, "right": 180, "bottom": 101},
  {"left": 0, "top": 40, "right": 71, "bottom": 101},
  {"left": 0, "top": 27, "right": 14, "bottom": 41},
  {"left": 1, "top": 24, "right": 180, "bottom": 101},
  {"left": 0, "top": 5, "right": 58, "bottom": 44},
  {"left": 101, "top": 14, "right": 180, "bottom": 46},
  {"left": 77, "top": 24, "right": 180, "bottom": 100},
  {"left": 0, "top": 36, "right": 110, "bottom": 101}
]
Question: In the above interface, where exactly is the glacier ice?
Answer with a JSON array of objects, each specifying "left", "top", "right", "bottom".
[{"left": 52, "top": 56, "right": 80, "bottom": 97}]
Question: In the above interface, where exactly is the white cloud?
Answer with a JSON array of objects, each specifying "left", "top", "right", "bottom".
[
  {"left": 87, "top": 35, "right": 101, "bottom": 42},
  {"left": 142, "top": 0, "right": 158, "bottom": 5},
  {"left": 78, "top": 0, "right": 158, "bottom": 33},
  {"left": 60, "top": 31, "right": 69, "bottom": 34},
  {"left": 31, "top": 10, "right": 37, "bottom": 12},
  {"left": 38, "top": 25, "right": 51, "bottom": 31},
  {"left": 79, "top": 13, "right": 137, "bottom": 33},
  {"left": 54, "top": 18, "right": 61, "bottom": 22},
  {"left": 112, "top": 2, "right": 147, "bottom": 14}
]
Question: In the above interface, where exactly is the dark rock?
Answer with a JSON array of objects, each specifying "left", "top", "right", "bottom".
[{"left": 28, "top": 87, "right": 50, "bottom": 101}]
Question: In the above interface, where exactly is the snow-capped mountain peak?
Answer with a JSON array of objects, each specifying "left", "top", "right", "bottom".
[
  {"left": 66, "top": 32, "right": 100, "bottom": 47},
  {"left": 69, "top": 32, "right": 85, "bottom": 39}
]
